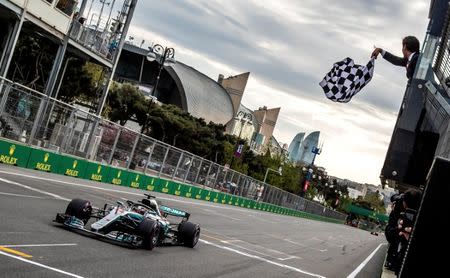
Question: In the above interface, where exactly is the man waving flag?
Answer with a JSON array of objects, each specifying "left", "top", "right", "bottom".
[{"left": 319, "top": 57, "right": 375, "bottom": 103}]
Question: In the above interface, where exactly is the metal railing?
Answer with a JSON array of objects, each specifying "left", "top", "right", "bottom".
[
  {"left": 433, "top": 7, "right": 450, "bottom": 95},
  {"left": 69, "top": 21, "right": 117, "bottom": 62},
  {"left": 0, "top": 76, "right": 346, "bottom": 221}
]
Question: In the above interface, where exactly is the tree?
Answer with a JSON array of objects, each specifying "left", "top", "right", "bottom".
[
  {"left": 106, "top": 82, "right": 144, "bottom": 126},
  {"left": 8, "top": 32, "right": 58, "bottom": 91},
  {"left": 354, "top": 191, "right": 386, "bottom": 214},
  {"left": 58, "top": 59, "right": 103, "bottom": 103}
]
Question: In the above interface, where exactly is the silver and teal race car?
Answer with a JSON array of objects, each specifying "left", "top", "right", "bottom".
[{"left": 54, "top": 194, "right": 200, "bottom": 250}]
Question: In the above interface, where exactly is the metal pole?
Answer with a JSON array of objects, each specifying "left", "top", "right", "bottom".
[
  {"left": 0, "top": 85, "right": 11, "bottom": 118},
  {"left": 0, "top": 0, "right": 28, "bottom": 79},
  {"left": 235, "top": 174, "right": 241, "bottom": 196},
  {"left": 127, "top": 133, "right": 140, "bottom": 169},
  {"left": 143, "top": 140, "right": 155, "bottom": 174},
  {"left": 27, "top": 96, "right": 48, "bottom": 146},
  {"left": 183, "top": 155, "right": 195, "bottom": 183},
  {"left": 264, "top": 168, "right": 270, "bottom": 184},
  {"left": 0, "top": 19, "right": 20, "bottom": 76},
  {"left": 151, "top": 62, "right": 164, "bottom": 98},
  {"left": 54, "top": 58, "right": 71, "bottom": 99},
  {"left": 192, "top": 159, "right": 203, "bottom": 184},
  {"left": 44, "top": 57, "right": 72, "bottom": 132},
  {"left": 172, "top": 152, "right": 184, "bottom": 180},
  {"left": 213, "top": 165, "right": 222, "bottom": 189},
  {"left": 29, "top": 35, "right": 69, "bottom": 145},
  {"left": 78, "top": 0, "right": 89, "bottom": 16},
  {"left": 86, "top": 0, "right": 95, "bottom": 22},
  {"left": 108, "top": 128, "right": 121, "bottom": 164},
  {"left": 158, "top": 146, "right": 170, "bottom": 178},
  {"left": 106, "top": 0, "right": 116, "bottom": 28},
  {"left": 94, "top": 0, "right": 107, "bottom": 34},
  {"left": 96, "top": 0, "right": 137, "bottom": 115},
  {"left": 138, "top": 55, "right": 145, "bottom": 83},
  {"left": 85, "top": 117, "right": 100, "bottom": 160},
  {"left": 204, "top": 162, "right": 212, "bottom": 188},
  {"left": 60, "top": 110, "right": 75, "bottom": 152}
]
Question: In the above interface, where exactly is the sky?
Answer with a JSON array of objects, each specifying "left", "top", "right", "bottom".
[{"left": 107, "top": 0, "right": 430, "bottom": 185}]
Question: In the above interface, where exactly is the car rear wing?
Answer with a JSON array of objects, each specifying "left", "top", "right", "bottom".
[{"left": 159, "top": 205, "right": 190, "bottom": 220}]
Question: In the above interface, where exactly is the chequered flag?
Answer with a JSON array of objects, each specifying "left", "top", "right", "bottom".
[{"left": 319, "top": 57, "right": 375, "bottom": 103}]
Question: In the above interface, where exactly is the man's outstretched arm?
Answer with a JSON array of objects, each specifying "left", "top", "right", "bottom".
[
  {"left": 372, "top": 47, "right": 407, "bottom": 67},
  {"left": 383, "top": 51, "right": 407, "bottom": 67}
]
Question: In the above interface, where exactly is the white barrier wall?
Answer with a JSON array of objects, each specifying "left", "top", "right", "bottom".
[{"left": 9, "top": 0, "right": 72, "bottom": 34}]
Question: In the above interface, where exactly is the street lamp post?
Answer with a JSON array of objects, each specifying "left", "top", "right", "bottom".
[
  {"left": 300, "top": 146, "right": 321, "bottom": 197},
  {"left": 264, "top": 167, "right": 282, "bottom": 184},
  {"left": 147, "top": 44, "right": 175, "bottom": 98},
  {"left": 230, "top": 116, "right": 249, "bottom": 166}
]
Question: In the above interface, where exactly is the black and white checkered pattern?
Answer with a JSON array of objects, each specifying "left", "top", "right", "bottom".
[{"left": 319, "top": 57, "right": 375, "bottom": 103}]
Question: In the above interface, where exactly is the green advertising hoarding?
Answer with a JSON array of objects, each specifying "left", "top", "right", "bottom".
[
  {"left": 184, "top": 185, "right": 199, "bottom": 199},
  {"left": 145, "top": 176, "right": 161, "bottom": 192},
  {"left": 27, "top": 148, "right": 62, "bottom": 173},
  {"left": 106, "top": 168, "right": 130, "bottom": 186},
  {"left": 84, "top": 162, "right": 111, "bottom": 183},
  {"left": 159, "top": 180, "right": 178, "bottom": 194},
  {"left": 212, "top": 191, "right": 224, "bottom": 204},
  {"left": 127, "top": 172, "right": 149, "bottom": 190},
  {"left": 57, "top": 156, "right": 88, "bottom": 178},
  {"left": 0, "top": 140, "right": 32, "bottom": 167},
  {"left": 173, "top": 183, "right": 189, "bottom": 197}
]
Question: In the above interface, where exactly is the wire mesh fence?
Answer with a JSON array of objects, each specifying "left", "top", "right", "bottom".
[{"left": 0, "top": 76, "right": 346, "bottom": 221}]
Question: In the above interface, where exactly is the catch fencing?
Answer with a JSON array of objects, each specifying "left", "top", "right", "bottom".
[{"left": 0, "top": 76, "right": 346, "bottom": 221}]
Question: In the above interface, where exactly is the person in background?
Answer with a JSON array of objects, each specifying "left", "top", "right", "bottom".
[
  {"left": 384, "top": 193, "right": 404, "bottom": 271},
  {"left": 395, "top": 188, "right": 422, "bottom": 275}
]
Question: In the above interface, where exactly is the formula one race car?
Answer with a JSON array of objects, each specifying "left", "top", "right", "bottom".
[{"left": 54, "top": 194, "right": 200, "bottom": 250}]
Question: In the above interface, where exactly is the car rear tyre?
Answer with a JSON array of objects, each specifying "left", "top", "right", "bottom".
[
  {"left": 178, "top": 222, "right": 200, "bottom": 248},
  {"left": 137, "top": 219, "right": 159, "bottom": 250},
  {"left": 65, "top": 198, "right": 92, "bottom": 224}
]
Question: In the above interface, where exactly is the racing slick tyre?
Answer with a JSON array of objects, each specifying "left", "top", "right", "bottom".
[
  {"left": 137, "top": 219, "right": 159, "bottom": 250},
  {"left": 65, "top": 198, "right": 92, "bottom": 224},
  {"left": 178, "top": 222, "right": 200, "bottom": 248}
]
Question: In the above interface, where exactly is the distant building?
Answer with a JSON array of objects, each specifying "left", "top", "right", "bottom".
[
  {"left": 252, "top": 106, "right": 281, "bottom": 154},
  {"left": 226, "top": 104, "right": 259, "bottom": 143},
  {"left": 288, "top": 132, "right": 305, "bottom": 163},
  {"left": 268, "top": 136, "right": 288, "bottom": 159},
  {"left": 288, "top": 131, "right": 321, "bottom": 165},
  {"left": 296, "top": 131, "right": 320, "bottom": 165},
  {"left": 115, "top": 43, "right": 234, "bottom": 125},
  {"left": 225, "top": 104, "right": 281, "bottom": 155},
  {"left": 219, "top": 72, "right": 250, "bottom": 115}
]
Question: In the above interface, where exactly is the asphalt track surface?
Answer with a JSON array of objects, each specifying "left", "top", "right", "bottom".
[{"left": 0, "top": 165, "right": 387, "bottom": 278}]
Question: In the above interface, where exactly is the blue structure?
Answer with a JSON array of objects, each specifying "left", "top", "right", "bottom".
[
  {"left": 288, "top": 132, "right": 305, "bottom": 163},
  {"left": 298, "top": 131, "right": 320, "bottom": 165}
]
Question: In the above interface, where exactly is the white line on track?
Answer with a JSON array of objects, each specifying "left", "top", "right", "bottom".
[
  {"left": 1, "top": 243, "right": 77, "bottom": 248},
  {"left": 200, "top": 239, "right": 325, "bottom": 278},
  {"left": 346, "top": 243, "right": 387, "bottom": 278},
  {"left": 0, "top": 177, "right": 69, "bottom": 201},
  {"left": 0, "top": 250, "right": 85, "bottom": 278},
  {"left": 284, "top": 239, "right": 327, "bottom": 252},
  {"left": 201, "top": 209, "right": 242, "bottom": 221},
  {"left": 0, "top": 191, "right": 46, "bottom": 199},
  {"left": 278, "top": 256, "right": 299, "bottom": 261}
]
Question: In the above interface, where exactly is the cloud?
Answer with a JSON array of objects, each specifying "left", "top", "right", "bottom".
[{"left": 127, "top": 0, "right": 430, "bottom": 184}]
